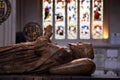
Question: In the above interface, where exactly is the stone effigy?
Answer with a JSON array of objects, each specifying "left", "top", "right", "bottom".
[{"left": 0, "top": 25, "right": 96, "bottom": 75}]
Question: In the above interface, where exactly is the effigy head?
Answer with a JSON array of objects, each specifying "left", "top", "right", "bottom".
[{"left": 69, "top": 42, "right": 94, "bottom": 59}]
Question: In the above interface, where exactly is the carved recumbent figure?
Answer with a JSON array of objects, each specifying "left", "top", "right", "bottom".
[{"left": 0, "top": 26, "right": 96, "bottom": 75}]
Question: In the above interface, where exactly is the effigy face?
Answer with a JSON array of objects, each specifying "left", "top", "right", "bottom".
[{"left": 69, "top": 42, "right": 94, "bottom": 59}]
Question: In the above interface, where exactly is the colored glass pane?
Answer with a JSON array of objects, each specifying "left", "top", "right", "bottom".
[
  {"left": 67, "top": 0, "right": 78, "bottom": 39},
  {"left": 55, "top": 0, "right": 65, "bottom": 39},
  {"left": 80, "top": 0, "right": 90, "bottom": 39},
  {"left": 43, "top": 0, "right": 53, "bottom": 34},
  {"left": 92, "top": 0, "right": 103, "bottom": 39}
]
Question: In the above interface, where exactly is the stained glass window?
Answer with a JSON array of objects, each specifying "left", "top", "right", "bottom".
[
  {"left": 43, "top": 0, "right": 53, "bottom": 34},
  {"left": 42, "top": 0, "right": 104, "bottom": 40},
  {"left": 55, "top": 0, "right": 66, "bottom": 39},
  {"left": 80, "top": 0, "right": 90, "bottom": 39},
  {"left": 67, "top": 0, "right": 78, "bottom": 39},
  {"left": 92, "top": 0, "right": 103, "bottom": 39}
]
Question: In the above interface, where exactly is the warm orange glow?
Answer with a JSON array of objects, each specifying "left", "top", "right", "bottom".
[
  {"left": 103, "top": 23, "right": 109, "bottom": 39},
  {"left": 103, "top": 0, "right": 109, "bottom": 40},
  {"left": 103, "top": 30, "right": 109, "bottom": 39}
]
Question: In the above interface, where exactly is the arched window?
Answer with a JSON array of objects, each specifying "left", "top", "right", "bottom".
[{"left": 42, "top": 0, "right": 108, "bottom": 43}]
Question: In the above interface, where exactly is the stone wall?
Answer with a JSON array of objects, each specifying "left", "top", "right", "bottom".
[{"left": 93, "top": 46, "right": 120, "bottom": 77}]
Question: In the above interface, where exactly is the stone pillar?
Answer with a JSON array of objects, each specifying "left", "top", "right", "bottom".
[{"left": 0, "top": 0, "right": 16, "bottom": 46}]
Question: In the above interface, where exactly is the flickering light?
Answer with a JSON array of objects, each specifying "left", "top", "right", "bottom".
[
  {"left": 103, "top": 21, "right": 109, "bottom": 39},
  {"left": 103, "top": 31, "right": 109, "bottom": 39}
]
